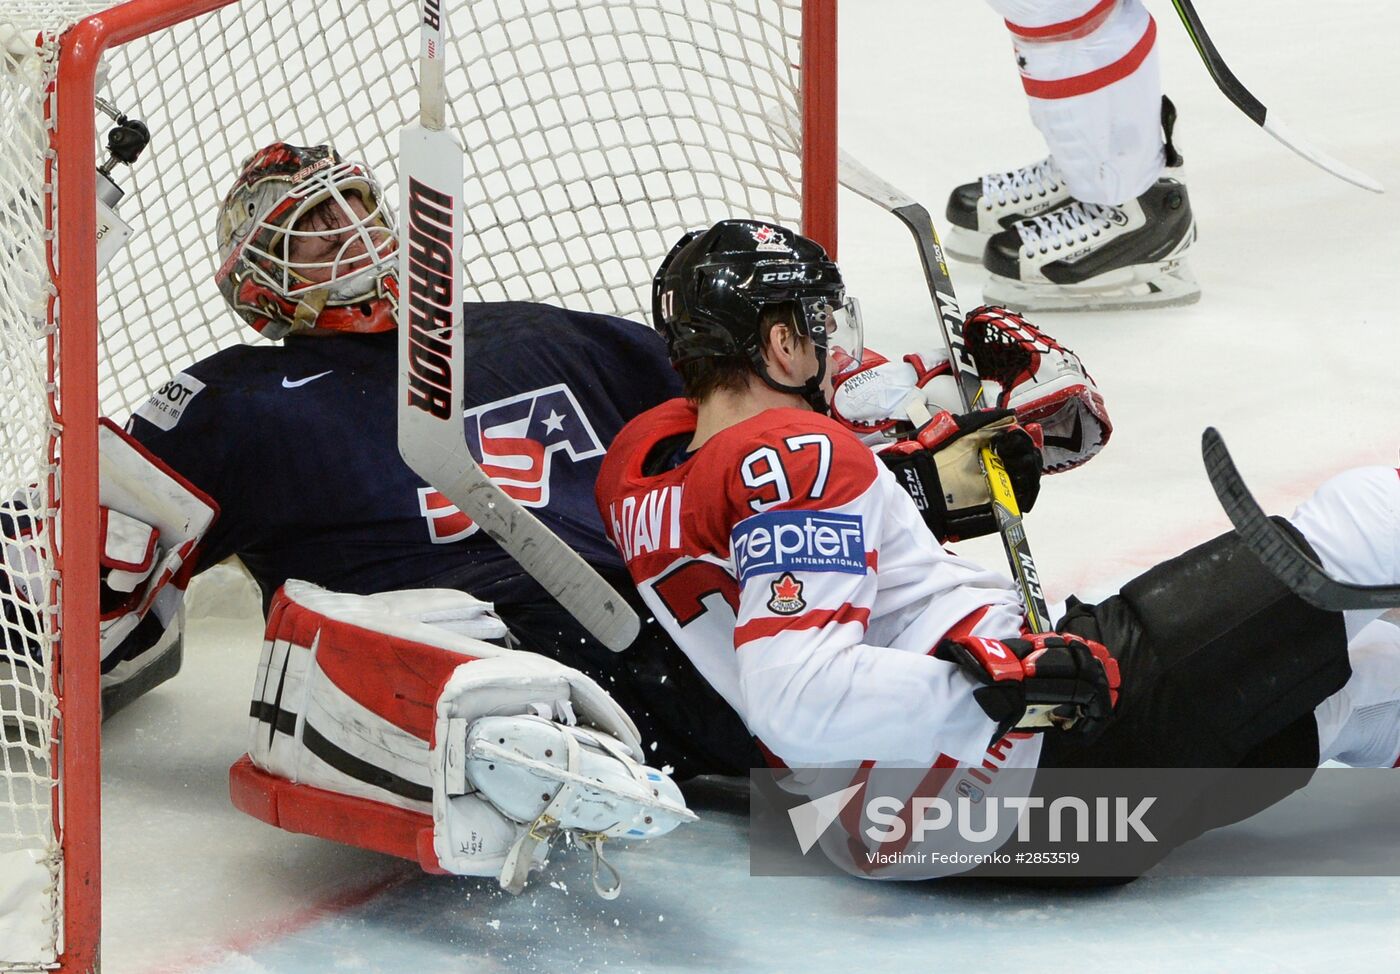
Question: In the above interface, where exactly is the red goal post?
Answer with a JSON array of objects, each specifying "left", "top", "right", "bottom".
[{"left": 0, "top": 1, "right": 836, "bottom": 970}]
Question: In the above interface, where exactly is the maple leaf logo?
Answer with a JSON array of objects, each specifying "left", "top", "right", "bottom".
[
  {"left": 750, "top": 225, "right": 789, "bottom": 251},
  {"left": 767, "top": 572, "right": 806, "bottom": 615}
]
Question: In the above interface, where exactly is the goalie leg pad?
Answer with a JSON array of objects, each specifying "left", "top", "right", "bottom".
[
  {"left": 243, "top": 581, "right": 506, "bottom": 817},
  {"left": 234, "top": 580, "right": 689, "bottom": 897}
]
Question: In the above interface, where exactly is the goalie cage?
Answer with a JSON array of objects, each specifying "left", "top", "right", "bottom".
[{"left": 0, "top": 1, "right": 836, "bottom": 970}]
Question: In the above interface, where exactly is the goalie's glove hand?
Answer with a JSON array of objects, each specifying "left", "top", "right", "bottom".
[
  {"left": 99, "top": 508, "right": 160, "bottom": 603},
  {"left": 97, "top": 507, "right": 165, "bottom": 649},
  {"left": 964, "top": 305, "right": 1112, "bottom": 473},
  {"left": 878, "top": 408, "right": 1042, "bottom": 542},
  {"left": 935, "top": 631, "right": 1120, "bottom": 743}
]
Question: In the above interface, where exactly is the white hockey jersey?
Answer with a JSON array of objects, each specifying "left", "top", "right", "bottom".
[{"left": 596, "top": 399, "right": 1043, "bottom": 772}]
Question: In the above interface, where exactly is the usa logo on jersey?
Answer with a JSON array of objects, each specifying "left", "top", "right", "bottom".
[{"left": 418, "top": 383, "right": 604, "bottom": 543}]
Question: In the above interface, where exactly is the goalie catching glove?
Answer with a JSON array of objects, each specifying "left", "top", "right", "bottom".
[
  {"left": 935, "top": 630, "right": 1121, "bottom": 745},
  {"left": 878, "top": 408, "right": 1043, "bottom": 543},
  {"left": 830, "top": 305, "right": 1111, "bottom": 472}
]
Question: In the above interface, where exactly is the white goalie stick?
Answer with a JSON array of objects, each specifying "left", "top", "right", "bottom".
[
  {"left": 837, "top": 151, "right": 1067, "bottom": 727},
  {"left": 396, "top": 0, "right": 638, "bottom": 652},
  {"left": 1202, "top": 427, "right": 1400, "bottom": 612}
]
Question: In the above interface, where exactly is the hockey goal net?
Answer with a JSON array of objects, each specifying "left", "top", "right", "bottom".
[{"left": 0, "top": 0, "right": 835, "bottom": 969}]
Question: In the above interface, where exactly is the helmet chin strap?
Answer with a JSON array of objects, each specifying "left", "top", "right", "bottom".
[
  {"left": 291, "top": 289, "right": 329, "bottom": 334},
  {"left": 751, "top": 344, "right": 830, "bottom": 415}
]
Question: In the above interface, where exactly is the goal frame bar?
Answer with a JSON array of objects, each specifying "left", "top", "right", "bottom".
[{"left": 47, "top": 1, "right": 837, "bottom": 969}]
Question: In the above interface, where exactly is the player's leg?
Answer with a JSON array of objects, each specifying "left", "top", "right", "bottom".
[
  {"left": 1018, "top": 520, "right": 1346, "bottom": 874},
  {"left": 1288, "top": 466, "right": 1400, "bottom": 640},
  {"left": 230, "top": 580, "right": 692, "bottom": 897},
  {"left": 1315, "top": 619, "right": 1400, "bottom": 767},
  {"left": 1044, "top": 465, "right": 1398, "bottom": 768},
  {"left": 1288, "top": 466, "right": 1400, "bottom": 766},
  {"left": 1048, "top": 516, "right": 1351, "bottom": 771},
  {"left": 946, "top": 0, "right": 1151, "bottom": 257},
  {"left": 991, "top": 0, "right": 1166, "bottom": 206},
  {"left": 957, "top": 0, "right": 1197, "bottom": 310}
]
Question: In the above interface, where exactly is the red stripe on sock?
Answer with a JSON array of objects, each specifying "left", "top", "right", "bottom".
[
  {"left": 1005, "top": 0, "right": 1116, "bottom": 41},
  {"left": 1021, "top": 17, "right": 1156, "bottom": 100}
]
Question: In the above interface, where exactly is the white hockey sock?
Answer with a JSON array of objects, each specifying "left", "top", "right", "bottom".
[{"left": 1314, "top": 620, "right": 1400, "bottom": 767}]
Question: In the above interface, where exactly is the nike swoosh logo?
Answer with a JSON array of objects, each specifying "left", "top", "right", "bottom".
[
  {"left": 281, "top": 370, "right": 333, "bottom": 389},
  {"left": 1043, "top": 412, "right": 1084, "bottom": 453}
]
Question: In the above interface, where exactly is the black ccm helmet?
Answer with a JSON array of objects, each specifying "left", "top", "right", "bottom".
[{"left": 652, "top": 219, "right": 861, "bottom": 413}]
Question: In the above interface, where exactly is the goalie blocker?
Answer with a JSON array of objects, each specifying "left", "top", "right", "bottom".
[
  {"left": 230, "top": 580, "right": 693, "bottom": 898},
  {"left": 1, "top": 419, "right": 217, "bottom": 724}
]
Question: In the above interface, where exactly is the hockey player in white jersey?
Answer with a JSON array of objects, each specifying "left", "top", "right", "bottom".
[
  {"left": 596, "top": 219, "right": 1400, "bottom": 880},
  {"left": 944, "top": 0, "right": 1198, "bottom": 311}
]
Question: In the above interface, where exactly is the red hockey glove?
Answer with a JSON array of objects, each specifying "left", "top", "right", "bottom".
[
  {"left": 964, "top": 305, "right": 1112, "bottom": 473},
  {"left": 878, "top": 408, "right": 1042, "bottom": 542},
  {"left": 935, "top": 631, "right": 1120, "bottom": 743}
]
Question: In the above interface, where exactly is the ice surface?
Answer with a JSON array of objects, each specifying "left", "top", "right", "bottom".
[
  {"left": 0, "top": 849, "right": 55, "bottom": 964},
  {"left": 92, "top": 2, "right": 1400, "bottom": 971}
]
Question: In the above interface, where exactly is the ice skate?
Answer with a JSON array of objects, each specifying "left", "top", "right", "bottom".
[
  {"left": 980, "top": 176, "right": 1200, "bottom": 312},
  {"left": 943, "top": 156, "right": 1071, "bottom": 263}
]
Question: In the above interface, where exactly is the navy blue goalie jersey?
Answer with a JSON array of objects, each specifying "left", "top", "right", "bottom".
[{"left": 126, "top": 302, "right": 681, "bottom": 610}]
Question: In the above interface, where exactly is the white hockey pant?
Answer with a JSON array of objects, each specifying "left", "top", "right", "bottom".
[
  {"left": 987, "top": 0, "right": 1165, "bottom": 204},
  {"left": 1291, "top": 466, "right": 1400, "bottom": 767}
]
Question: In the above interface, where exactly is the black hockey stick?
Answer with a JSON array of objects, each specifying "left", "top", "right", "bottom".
[
  {"left": 1169, "top": 0, "right": 1382, "bottom": 193},
  {"left": 838, "top": 154, "right": 1047, "bottom": 618},
  {"left": 838, "top": 154, "right": 1056, "bottom": 627},
  {"left": 1202, "top": 427, "right": 1400, "bottom": 611},
  {"left": 840, "top": 153, "right": 1074, "bottom": 727}
]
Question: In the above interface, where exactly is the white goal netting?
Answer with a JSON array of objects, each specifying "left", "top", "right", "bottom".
[{"left": 0, "top": 0, "right": 825, "bottom": 968}]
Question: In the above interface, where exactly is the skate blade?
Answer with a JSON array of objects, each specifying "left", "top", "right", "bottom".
[
  {"left": 941, "top": 225, "right": 990, "bottom": 263},
  {"left": 984, "top": 260, "right": 1201, "bottom": 313}
]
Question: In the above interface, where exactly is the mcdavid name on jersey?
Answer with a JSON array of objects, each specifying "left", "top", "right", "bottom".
[{"left": 731, "top": 510, "right": 866, "bottom": 582}]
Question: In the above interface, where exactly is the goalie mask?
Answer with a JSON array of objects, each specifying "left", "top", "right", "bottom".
[
  {"left": 652, "top": 219, "right": 862, "bottom": 413},
  {"left": 215, "top": 143, "right": 398, "bottom": 339}
]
